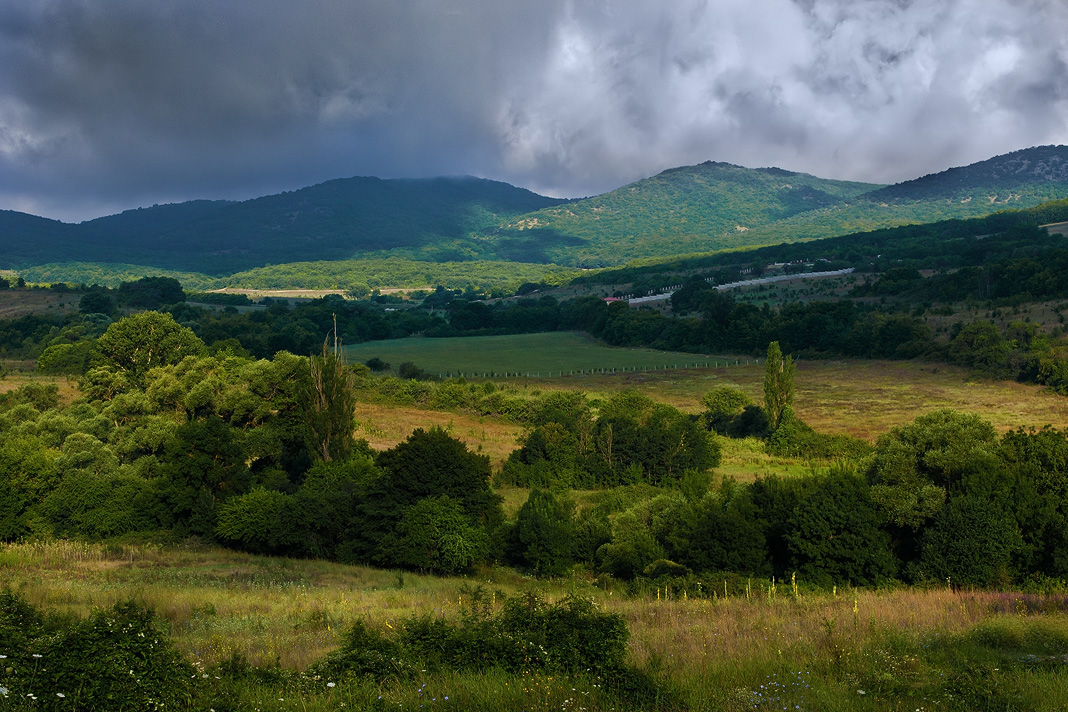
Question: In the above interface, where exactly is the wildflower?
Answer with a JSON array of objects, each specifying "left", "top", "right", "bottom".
[
  {"left": 32, "top": 654, "right": 43, "bottom": 658},
  {"left": 327, "top": 682, "right": 336, "bottom": 688},
  {"left": 57, "top": 693, "right": 66, "bottom": 698}
]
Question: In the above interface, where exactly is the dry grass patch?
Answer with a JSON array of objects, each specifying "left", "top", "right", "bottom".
[
  {"left": 354, "top": 401, "right": 522, "bottom": 466},
  {"left": 0, "top": 372, "right": 81, "bottom": 404},
  {"left": 0, "top": 289, "right": 81, "bottom": 318},
  {"left": 534, "top": 358, "right": 1068, "bottom": 441}
]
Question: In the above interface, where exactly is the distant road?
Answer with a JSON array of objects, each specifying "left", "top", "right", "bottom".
[
  {"left": 627, "top": 268, "right": 855, "bottom": 304},
  {"left": 1042, "top": 220, "right": 1068, "bottom": 237}
]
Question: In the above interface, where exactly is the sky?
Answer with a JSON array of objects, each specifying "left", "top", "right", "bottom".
[{"left": 1, "top": 0, "right": 1067, "bottom": 223}]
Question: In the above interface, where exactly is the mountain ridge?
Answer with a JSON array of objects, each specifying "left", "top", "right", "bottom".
[{"left": 2, "top": 145, "right": 1068, "bottom": 274}]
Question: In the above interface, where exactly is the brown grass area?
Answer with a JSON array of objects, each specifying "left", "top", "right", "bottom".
[
  {"left": 0, "top": 373, "right": 81, "bottom": 404},
  {"left": 2, "top": 540, "right": 1045, "bottom": 675},
  {"left": 0, "top": 289, "right": 81, "bottom": 318},
  {"left": 209, "top": 288, "right": 346, "bottom": 300},
  {"left": 527, "top": 358, "right": 1068, "bottom": 441},
  {"left": 354, "top": 402, "right": 523, "bottom": 466},
  {"left": 619, "top": 586, "right": 1019, "bottom": 676}
]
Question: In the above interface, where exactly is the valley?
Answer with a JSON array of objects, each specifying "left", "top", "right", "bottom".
[{"left": 6, "top": 147, "right": 1068, "bottom": 711}]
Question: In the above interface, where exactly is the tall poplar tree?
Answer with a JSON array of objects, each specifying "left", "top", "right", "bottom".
[
  {"left": 303, "top": 320, "right": 358, "bottom": 462},
  {"left": 763, "top": 341, "right": 795, "bottom": 430}
]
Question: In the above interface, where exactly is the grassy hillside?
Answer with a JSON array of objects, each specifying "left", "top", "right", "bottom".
[
  {"left": 493, "top": 162, "right": 880, "bottom": 265},
  {"left": 497, "top": 146, "right": 1068, "bottom": 267},
  {"left": 17, "top": 257, "right": 582, "bottom": 293}
]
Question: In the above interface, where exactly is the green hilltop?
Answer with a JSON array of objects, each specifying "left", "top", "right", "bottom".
[{"left": 483, "top": 145, "right": 1068, "bottom": 267}]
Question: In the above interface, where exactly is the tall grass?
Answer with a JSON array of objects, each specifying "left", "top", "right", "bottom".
[{"left": 5, "top": 540, "right": 1068, "bottom": 710}]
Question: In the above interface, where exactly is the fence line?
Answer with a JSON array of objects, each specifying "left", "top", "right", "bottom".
[{"left": 437, "top": 358, "right": 765, "bottom": 380}]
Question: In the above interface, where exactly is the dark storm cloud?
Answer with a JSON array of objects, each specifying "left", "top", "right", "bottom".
[{"left": 0, "top": 0, "right": 1066, "bottom": 221}]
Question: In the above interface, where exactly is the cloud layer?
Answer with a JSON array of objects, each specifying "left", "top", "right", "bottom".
[{"left": 1, "top": 0, "right": 1066, "bottom": 221}]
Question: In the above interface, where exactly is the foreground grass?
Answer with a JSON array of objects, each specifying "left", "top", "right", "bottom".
[{"left": 4, "top": 540, "right": 1068, "bottom": 710}]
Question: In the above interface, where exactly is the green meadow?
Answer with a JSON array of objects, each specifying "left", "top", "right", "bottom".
[{"left": 344, "top": 331, "right": 748, "bottom": 377}]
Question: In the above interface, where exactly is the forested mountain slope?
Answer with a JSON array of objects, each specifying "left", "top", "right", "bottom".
[{"left": 0, "top": 177, "right": 566, "bottom": 274}]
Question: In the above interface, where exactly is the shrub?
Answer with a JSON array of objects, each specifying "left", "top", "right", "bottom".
[
  {"left": 386, "top": 496, "right": 489, "bottom": 574},
  {"left": 397, "top": 361, "right": 435, "bottom": 381},
  {"left": 509, "top": 488, "right": 575, "bottom": 576},
  {"left": 2, "top": 599, "right": 193, "bottom": 711},
  {"left": 314, "top": 618, "right": 407, "bottom": 679},
  {"left": 700, "top": 386, "right": 752, "bottom": 433},
  {"left": 917, "top": 495, "right": 1023, "bottom": 587}
]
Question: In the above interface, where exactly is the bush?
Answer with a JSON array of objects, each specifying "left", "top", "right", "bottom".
[
  {"left": 364, "top": 356, "right": 390, "bottom": 372},
  {"left": 767, "top": 410, "right": 873, "bottom": 460},
  {"left": 320, "top": 592, "right": 629, "bottom": 678},
  {"left": 386, "top": 496, "right": 489, "bottom": 574},
  {"left": 397, "top": 361, "right": 436, "bottom": 381},
  {"left": 2, "top": 598, "right": 193, "bottom": 711},
  {"left": 917, "top": 495, "right": 1023, "bottom": 587},
  {"left": 315, "top": 618, "right": 407, "bottom": 679},
  {"left": 700, "top": 386, "right": 752, "bottom": 433},
  {"left": 509, "top": 488, "right": 575, "bottom": 576}
]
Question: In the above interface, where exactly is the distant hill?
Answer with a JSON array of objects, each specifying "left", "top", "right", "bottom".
[
  {"left": 0, "top": 176, "right": 566, "bottom": 274},
  {"left": 3, "top": 146, "right": 1068, "bottom": 275},
  {"left": 487, "top": 162, "right": 880, "bottom": 266},
  {"left": 486, "top": 146, "right": 1068, "bottom": 266},
  {"left": 863, "top": 145, "right": 1068, "bottom": 202}
]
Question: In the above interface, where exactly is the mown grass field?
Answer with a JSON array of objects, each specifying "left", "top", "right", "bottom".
[
  {"left": 345, "top": 332, "right": 748, "bottom": 378},
  {"left": 4, "top": 540, "right": 1068, "bottom": 711}
]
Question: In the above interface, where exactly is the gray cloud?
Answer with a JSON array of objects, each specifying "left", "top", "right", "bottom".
[{"left": 0, "top": 0, "right": 1066, "bottom": 221}]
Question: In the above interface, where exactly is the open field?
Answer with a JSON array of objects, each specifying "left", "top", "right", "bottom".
[
  {"left": 208, "top": 287, "right": 347, "bottom": 301},
  {"left": 556, "top": 359, "right": 1068, "bottom": 439},
  {"left": 0, "top": 288, "right": 81, "bottom": 318},
  {"left": 4, "top": 540, "right": 1068, "bottom": 710},
  {"left": 345, "top": 331, "right": 751, "bottom": 377},
  {"left": 346, "top": 333, "right": 1068, "bottom": 442},
  {"left": 354, "top": 401, "right": 523, "bottom": 468},
  {"left": 0, "top": 372, "right": 81, "bottom": 403}
]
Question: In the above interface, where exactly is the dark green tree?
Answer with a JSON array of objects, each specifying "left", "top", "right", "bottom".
[
  {"left": 917, "top": 495, "right": 1021, "bottom": 587},
  {"left": 303, "top": 343, "right": 358, "bottom": 462},
  {"left": 786, "top": 469, "right": 898, "bottom": 587},
  {"left": 510, "top": 488, "right": 575, "bottom": 576}
]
